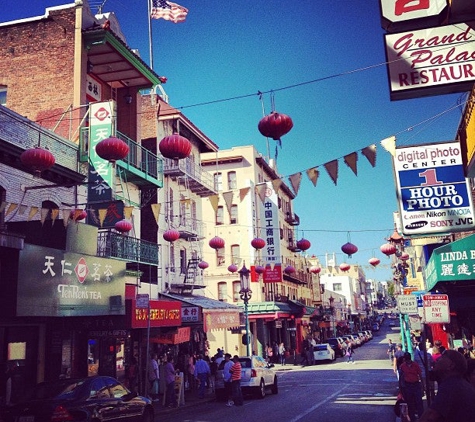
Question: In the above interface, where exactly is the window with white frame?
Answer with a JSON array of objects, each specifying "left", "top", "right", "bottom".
[
  {"left": 231, "top": 244, "right": 240, "bottom": 265},
  {"left": 168, "top": 188, "right": 174, "bottom": 223},
  {"left": 216, "top": 206, "right": 224, "bottom": 225},
  {"left": 216, "top": 247, "right": 225, "bottom": 266},
  {"left": 232, "top": 281, "right": 241, "bottom": 302},
  {"left": 218, "top": 282, "right": 227, "bottom": 302},
  {"left": 230, "top": 204, "right": 238, "bottom": 224},
  {"left": 214, "top": 172, "right": 222, "bottom": 191},
  {"left": 333, "top": 283, "right": 342, "bottom": 291},
  {"left": 227, "top": 171, "right": 237, "bottom": 190},
  {"left": 0, "top": 86, "right": 6, "bottom": 106},
  {"left": 169, "top": 244, "right": 175, "bottom": 272}
]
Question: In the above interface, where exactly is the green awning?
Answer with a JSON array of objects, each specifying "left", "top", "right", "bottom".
[{"left": 425, "top": 234, "right": 475, "bottom": 291}]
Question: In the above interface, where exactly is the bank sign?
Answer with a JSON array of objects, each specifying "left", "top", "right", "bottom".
[{"left": 393, "top": 141, "right": 475, "bottom": 235}]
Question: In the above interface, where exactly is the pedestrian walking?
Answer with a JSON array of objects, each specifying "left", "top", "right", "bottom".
[
  {"left": 388, "top": 339, "right": 396, "bottom": 362},
  {"left": 278, "top": 342, "right": 286, "bottom": 365},
  {"left": 399, "top": 352, "right": 424, "bottom": 422},
  {"left": 420, "top": 349, "right": 475, "bottom": 422},
  {"left": 223, "top": 353, "right": 234, "bottom": 407},
  {"left": 393, "top": 343, "right": 405, "bottom": 382},
  {"left": 209, "top": 356, "right": 218, "bottom": 392},
  {"left": 229, "top": 355, "right": 243, "bottom": 406},
  {"left": 164, "top": 355, "right": 178, "bottom": 408},
  {"left": 194, "top": 354, "right": 210, "bottom": 399},
  {"left": 346, "top": 342, "right": 355, "bottom": 364}
]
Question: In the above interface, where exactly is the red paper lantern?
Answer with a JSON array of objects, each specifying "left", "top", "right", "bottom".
[
  {"left": 95, "top": 137, "right": 129, "bottom": 163},
  {"left": 341, "top": 242, "right": 358, "bottom": 258},
  {"left": 380, "top": 243, "right": 397, "bottom": 256},
  {"left": 20, "top": 147, "right": 55, "bottom": 176},
  {"left": 159, "top": 133, "right": 192, "bottom": 159},
  {"left": 296, "top": 238, "right": 311, "bottom": 252},
  {"left": 209, "top": 236, "right": 225, "bottom": 250},
  {"left": 255, "top": 265, "right": 265, "bottom": 274},
  {"left": 198, "top": 261, "right": 209, "bottom": 270},
  {"left": 310, "top": 266, "right": 321, "bottom": 274},
  {"left": 115, "top": 219, "right": 133, "bottom": 233},
  {"left": 251, "top": 237, "right": 266, "bottom": 250},
  {"left": 70, "top": 209, "right": 87, "bottom": 221},
  {"left": 228, "top": 264, "right": 238, "bottom": 273},
  {"left": 163, "top": 229, "right": 180, "bottom": 242},
  {"left": 258, "top": 111, "right": 293, "bottom": 141},
  {"left": 339, "top": 263, "right": 350, "bottom": 272},
  {"left": 400, "top": 252, "right": 410, "bottom": 261},
  {"left": 368, "top": 257, "right": 380, "bottom": 267},
  {"left": 284, "top": 265, "right": 295, "bottom": 274}
]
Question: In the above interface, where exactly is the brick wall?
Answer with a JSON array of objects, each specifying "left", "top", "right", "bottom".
[{"left": 0, "top": 7, "right": 77, "bottom": 138}]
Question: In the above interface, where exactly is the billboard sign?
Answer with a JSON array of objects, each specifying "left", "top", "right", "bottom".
[
  {"left": 384, "top": 22, "right": 475, "bottom": 100},
  {"left": 393, "top": 141, "right": 475, "bottom": 235}
]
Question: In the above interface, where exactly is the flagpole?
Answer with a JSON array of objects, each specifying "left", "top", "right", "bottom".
[{"left": 147, "top": 0, "right": 154, "bottom": 70}]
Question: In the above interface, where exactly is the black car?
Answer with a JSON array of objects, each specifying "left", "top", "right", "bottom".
[{"left": 1, "top": 375, "right": 154, "bottom": 422}]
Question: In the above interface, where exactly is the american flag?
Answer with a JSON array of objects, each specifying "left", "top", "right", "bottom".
[{"left": 151, "top": 0, "right": 188, "bottom": 23}]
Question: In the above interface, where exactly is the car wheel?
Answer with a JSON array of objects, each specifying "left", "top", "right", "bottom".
[
  {"left": 142, "top": 407, "right": 154, "bottom": 422},
  {"left": 271, "top": 377, "right": 278, "bottom": 395},
  {"left": 255, "top": 379, "right": 266, "bottom": 399}
]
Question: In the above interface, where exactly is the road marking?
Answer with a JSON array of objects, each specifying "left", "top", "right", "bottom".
[{"left": 287, "top": 386, "right": 346, "bottom": 422}]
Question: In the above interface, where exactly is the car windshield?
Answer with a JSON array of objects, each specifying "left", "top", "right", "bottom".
[
  {"left": 28, "top": 379, "right": 86, "bottom": 400},
  {"left": 239, "top": 358, "right": 252, "bottom": 368}
]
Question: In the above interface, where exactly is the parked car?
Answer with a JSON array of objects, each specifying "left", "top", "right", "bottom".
[
  {"left": 313, "top": 343, "right": 335, "bottom": 362},
  {"left": 327, "top": 337, "right": 347, "bottom": 357},
  {"left": 215, "top": 355, "right": 278, "bottom": 400},
  {"left": 349, "top": 334, "right": 361, "bottom": 347},
  {"left": 364, "top": 330, "right": 373, "bottom": 340},
  {"left": 1, "top": 375, "right": 154, "bottom": 422},
  {"left": 358, "top": 332, "right": 369, "bottom": 343}
]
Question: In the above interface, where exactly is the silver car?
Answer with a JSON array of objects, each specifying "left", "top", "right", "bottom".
[{"left": 215, "top": 356, "right": 278, "bottom": 400}]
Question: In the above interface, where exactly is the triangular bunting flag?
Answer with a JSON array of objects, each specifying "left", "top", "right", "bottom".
[
  {"left": 306, "top": 167, "right": 319, "bottom": 187},
  {"left": 40, "top": 208, "right": 49, "bottom": 225},
  {"left": 124, "top": 206, "right": 134, "bottom": 219},
  {"left": 361, "top": 144, "right": 377, "bottom": 167},
  {"left": 208, "top": 195, "right": 219, "bottom": 214},
  {"left": 222, "top": 191, "right": 234, "bottom": 216},
  {"left": 18, "top": 204, "right": 28, "bottom": 215},
  {"left": 51, "top": 209, "right": 60, "bottom": 223},
  {"left": 380, "top": 136, "right": 396, "bottom": 157},
  {"left": 88, "top": 209, "right": 100, "bottom": 225},
  {"left": 151, "top": 203, "right": 161, "bottom": 225},
  {"left": 256, "top": 183, "right": 267, "bottom": 204},
  {"left": 239, "top": 187, "right": 250, "bottom": 201},
  {"left": 344, "top": 152, "right": 358, "bottom": 176},
  {"left": 324, "top": 160, "right": 339, "bottom": 185},
  {"left": 28, "top": 206, "right": 39, "bottom": 221},
  {"left": 62, "top": 209, "right": 71, "bottom": 227},
  {"left": 5, "top": 203, "right": 18, "bottom": 217},
  {"left": 288, "top": 173, "right": 302, "bottom": 196},
  {"left": 271, "top": 178, "right": 283, "bottom": 195},
  {"left": 98, "top": 209, "right": 108, "bottom": 227}
]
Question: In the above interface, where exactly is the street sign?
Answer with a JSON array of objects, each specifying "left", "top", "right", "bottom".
[
  {"left": 136, "top": 293, "right": 149, "bottom": 309},
  {"left": 423, "top": 294, "right": 450, "bottom": 323},
  {"left": 397, "top": 295, "right": 418, "bottom": 314}
]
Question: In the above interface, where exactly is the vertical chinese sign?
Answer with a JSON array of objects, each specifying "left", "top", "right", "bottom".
[{"left": 258, "top": 182, "right": 282, "bottom": 283}]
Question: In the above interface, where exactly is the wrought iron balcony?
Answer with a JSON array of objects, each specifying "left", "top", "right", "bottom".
[
  {"left": 284, "top": 212, "right": 300, "bottom": 226},
  {"left": 162, "top": 157, "right": 217, "bottom": 197},
  {"left": 97, "top": 231, "right": 159, "bottom": 266},
  {"left": 170, "top": 218, "right": 204, "bottom": 241},
  {"left": 79, "top": 128, "right": 163, "bottom": 188}
]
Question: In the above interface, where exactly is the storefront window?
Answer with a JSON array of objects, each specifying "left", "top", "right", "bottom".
[{"left": 88, "top": 339, "right": 99, "bottom": 376}]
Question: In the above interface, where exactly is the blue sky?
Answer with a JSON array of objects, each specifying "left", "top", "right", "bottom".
[{"left": 0, "top": 1, "right": 467, "bottom": 282}]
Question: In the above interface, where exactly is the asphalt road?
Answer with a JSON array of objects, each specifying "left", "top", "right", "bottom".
[{"left": 157, "top": 321, "right": 401, "bottom": 422}]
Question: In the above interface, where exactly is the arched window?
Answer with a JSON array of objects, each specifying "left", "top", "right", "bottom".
[{"left": 41, "top": 200, "right": 59, "bottom": 220}]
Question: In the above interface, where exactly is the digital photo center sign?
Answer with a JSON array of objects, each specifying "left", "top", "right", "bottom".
[
  {"left": 393, "top": 141, "right": 475, "bottom": 235},
  {"left": 384, "top": 21, "right": 475, "bottom": 100}
]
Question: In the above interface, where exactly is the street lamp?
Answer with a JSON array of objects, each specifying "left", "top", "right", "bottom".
[
  {"left": 329, "top": 296, "right": 335, "bottom": 336},
  {"left": 239, "top": 262, "right": 252, "bottom": 356}
]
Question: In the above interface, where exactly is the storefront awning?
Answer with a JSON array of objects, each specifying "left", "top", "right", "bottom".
[
  {"left": 425, "top": 234, "right": 475, "bottom": 291},
  {"left": 160, "top": 293, "right": 241, "bottom": 331}
]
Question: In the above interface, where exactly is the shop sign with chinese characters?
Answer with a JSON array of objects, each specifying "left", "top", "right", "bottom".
[{"left": 425, "top": 233, "right": 475, "bottom": 290}]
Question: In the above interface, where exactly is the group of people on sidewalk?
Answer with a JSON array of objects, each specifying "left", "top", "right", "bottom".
[{"left": 390, "top": 338, "right": 475, "bottom": 421}]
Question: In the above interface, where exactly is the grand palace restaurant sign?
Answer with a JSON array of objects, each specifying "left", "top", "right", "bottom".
[{"left": 380, "top": 0, "right": 475, "bottom": 100}]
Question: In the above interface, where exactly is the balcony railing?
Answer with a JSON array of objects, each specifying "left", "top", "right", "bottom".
[
  {"left": 162, "top": 157, "right": 217, "bottom": 197},
  {"left": 170, "top": 218, "right": 204, "bottom": 240},
  {"left": 79, "top": 128, "right": 163, "bottom": 188},
  {"left": 284, "top": 212, "right": 300, "bottom": 226},
  {"left": 97, "top": 231, "right": 159, "bottom": 266}
]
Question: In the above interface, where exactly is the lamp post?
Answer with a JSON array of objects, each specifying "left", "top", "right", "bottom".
[
  {"left": 329, "top": 296, "right": 335, "bottom": 337},
  {"left": 239, "top": 262, "right": 252, "bottom": 356}
]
